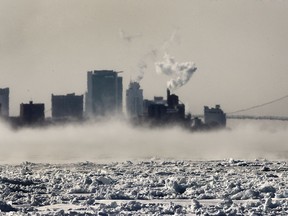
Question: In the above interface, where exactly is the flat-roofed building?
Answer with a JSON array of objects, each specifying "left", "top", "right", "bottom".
[
  {"left": 20, "top": 101, "right": 45, "bottom": 124},
  {"left": 86, "top": 70, "right": 123, "bottom": 116},
  {"left": 52, "top": 93, "right": 83, "bottom": 120},
  {"left": 204, "top": 105, "right": 226, "bottom": 127}
]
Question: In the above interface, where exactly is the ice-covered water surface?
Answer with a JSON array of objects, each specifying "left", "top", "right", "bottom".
[
  {"left": 0, "top": 159, "right": 287, "bottom": 215},
  {"left": 0, "top": 119, "right": 288, "bottom": 163},
  {"left": 1, "top": 119, "right": 288, "bottom": 214}
]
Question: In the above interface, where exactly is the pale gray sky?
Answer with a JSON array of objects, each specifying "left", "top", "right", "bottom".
[{"left": 1, "top": 0, "right": 288, "bottom": 116}]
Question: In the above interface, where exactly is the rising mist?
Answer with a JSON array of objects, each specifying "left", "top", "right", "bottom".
[{"left": 0, "top": 119, "right": 288, "bottom": 164}]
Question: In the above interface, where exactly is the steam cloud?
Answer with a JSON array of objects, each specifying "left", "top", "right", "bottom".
[
  {"left": 134, "top": 49, "right": 158, "bottom": 82},
  {"left": 120, "top": 28, "right": 180, "bottom": 83},
  {"left": 155, "top": 54, "right": 197, "bottom": 91},
  {"left": 162, "top": 28, "right": 181, "bottom": 51},
  {"left": 135, "top": 61, "right": 147, "bottom": 82}
]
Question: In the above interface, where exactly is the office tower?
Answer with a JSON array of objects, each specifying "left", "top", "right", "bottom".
[
  {"left": 126, "top": 82, "right": 143, "bottom": 118},
  {"left": 0, "top": 88, "right": 9, "bottom": 117},
  {"left": 86, "top": 70, "right": 123, "bottom": 116},
  {"left": 20, "top": 101, "right": 45, "bottom": 124},
  {"left": 52, "top": 93, "right": 83, "bottom": 119}
]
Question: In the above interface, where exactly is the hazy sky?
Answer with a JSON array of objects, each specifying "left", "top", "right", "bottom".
[{"left": 1, "top": 0, "right": 288, "bottom": 116}]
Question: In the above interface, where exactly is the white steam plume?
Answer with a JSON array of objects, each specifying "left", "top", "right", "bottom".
[
  {"left": 135, "top": 61, "right": 147, "bottom": 82},
  {"left": 134, "top": 49, "right": 158, "bottom": 82},
  {"left": 155, "top": 54, "right": 197, "bottom": 91},
  {"left": 162, "top": 28, "right": 181, "bottom": 51}
]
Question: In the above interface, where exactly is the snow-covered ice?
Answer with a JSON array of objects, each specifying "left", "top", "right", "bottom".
[{"left": 0, "top": 159, "right": 288, "bottom": 215}]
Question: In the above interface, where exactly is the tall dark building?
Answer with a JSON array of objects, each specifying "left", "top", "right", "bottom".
[
  {"left": 0, "top": 88, "right": 9, "bottom": 117},
  {"left": 20, "top": 101, "right": 45, "bottom": 124},
  {"left": 52, "top": 93, "right": 83, "bottom": 119},
  {"left": 86, "top": 70, "right": 123, "bottom": 116},
  {"left": 126, "top": 82, "right": 143, "bottom": 118}
]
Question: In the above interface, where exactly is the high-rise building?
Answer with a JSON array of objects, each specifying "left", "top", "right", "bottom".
[
  {"left": 52, "top": 93, "right": 83, "bottom": 119},
  {"left": 126, "top": 82, "right": 143, "bottom": 118},
  {"left": 86, "top": 70, "right": 123, "bottom": 116},
  {"left": 0, "top": 88, "right": 9, "bottom": 117},
  {"left": 20, "top": 101, "right": 45, "bottom": 124}
]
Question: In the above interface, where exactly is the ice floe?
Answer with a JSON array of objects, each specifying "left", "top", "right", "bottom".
[{"left": 0, "top": 159, "right": 287, "bottom": 215}]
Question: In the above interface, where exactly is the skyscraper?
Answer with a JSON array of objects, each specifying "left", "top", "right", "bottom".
[
  {"left": 86, "top": 70, "right": 123, "bottom": 116},
  {"left": 0, "top": 88, "right": 9, "bottom": 117},
  {"left": 126, "top": 82, "right": 143, "bottom": 118}
]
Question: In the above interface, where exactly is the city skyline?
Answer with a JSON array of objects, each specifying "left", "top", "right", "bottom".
[
  {"left": 1, "top": 2, "right": 288, "bottom": 213},
  {"left": 1, "top": 0, "right": 288, "bottom": 116}
]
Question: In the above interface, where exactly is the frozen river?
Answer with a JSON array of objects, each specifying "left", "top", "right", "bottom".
[{"left": 0, "top": 119, "right": 288, "bottom": 215}]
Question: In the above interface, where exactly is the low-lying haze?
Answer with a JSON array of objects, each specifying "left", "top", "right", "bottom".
[{"left": 0, "top": 119, "right": 287, "bottom": 164}]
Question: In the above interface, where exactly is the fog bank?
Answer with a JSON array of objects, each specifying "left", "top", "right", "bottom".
[{"left": 0, "top": 119, "right": 288, "bottom": 163}]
